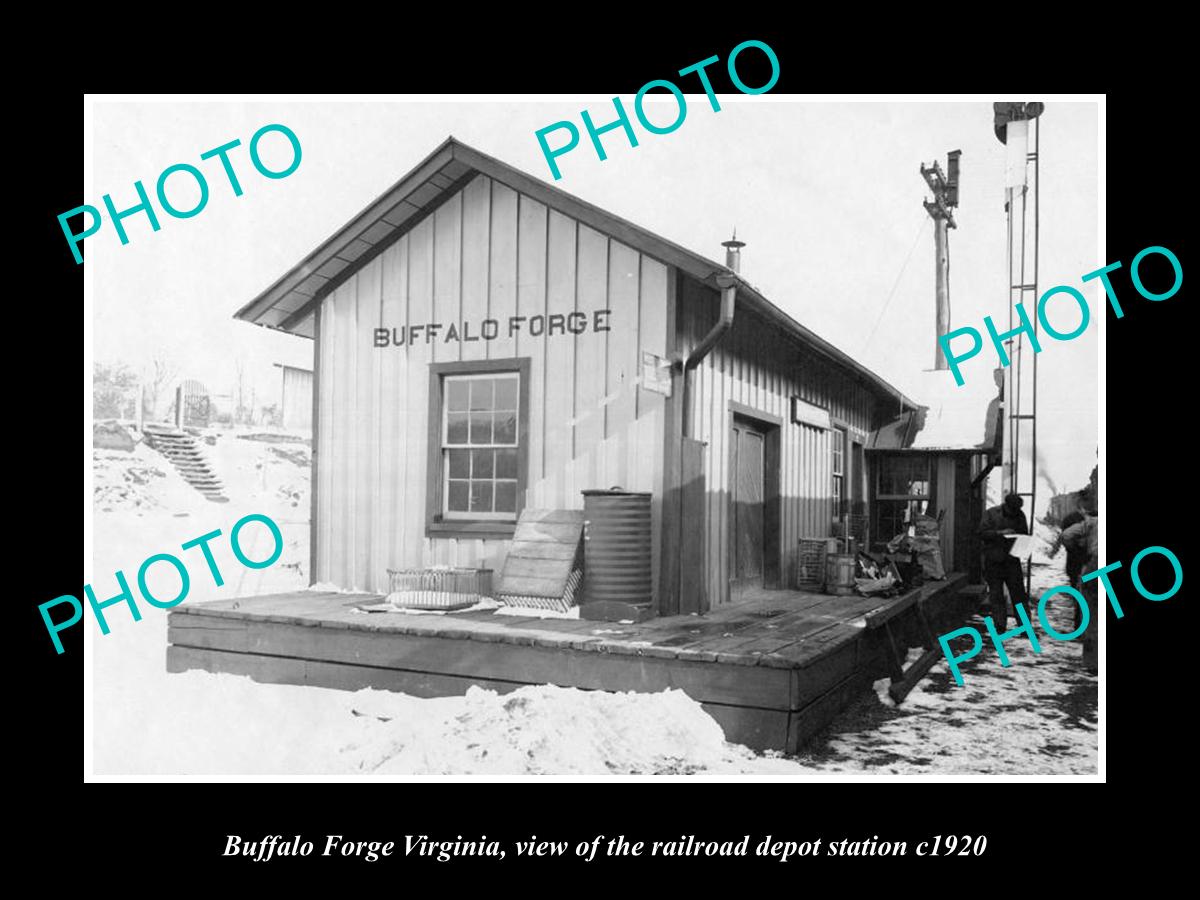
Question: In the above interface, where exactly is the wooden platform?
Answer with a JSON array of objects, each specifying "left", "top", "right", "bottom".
[{"left": 167, "top": 574, "right": 975, "bottom": 753}]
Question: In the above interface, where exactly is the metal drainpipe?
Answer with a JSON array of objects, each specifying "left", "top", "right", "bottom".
[{"left": 681, "top": 236, "right": 744, "bottom": 438}]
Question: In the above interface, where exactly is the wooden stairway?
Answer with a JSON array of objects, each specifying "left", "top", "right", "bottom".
[{"left": 143, "top": 424, "right": 228, "bottom": 503}]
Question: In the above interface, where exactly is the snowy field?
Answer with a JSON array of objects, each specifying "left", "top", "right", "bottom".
[{"left": 90, "top": 429, "right": 1097, "bottom": 777}]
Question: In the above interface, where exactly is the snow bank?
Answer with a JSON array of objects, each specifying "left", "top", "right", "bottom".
[
  {"left": 341, "top": 684, "right": 785, "bottom": 775},
  {"left": 103, "top": 668, "right": 809, "bottom": 776},
  {"left": 93, "top": 443, "right": 206, "bottom": 516}
]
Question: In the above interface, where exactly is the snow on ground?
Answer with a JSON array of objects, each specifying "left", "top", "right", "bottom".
[
  {"left": 94, "top": 442, "right": 204, "bottom": 515},
  {"left": 127, "top": 672, "right": 806, "bottom": 776},
  {"left": 796, "top": 554, "right": 1097, "bottom": 775},
  {"left": 92, "top": 426, "right": 313, "bottom": 775},
  {"left": 92, "top": 429, "right": 1095, "bottom": 776}
]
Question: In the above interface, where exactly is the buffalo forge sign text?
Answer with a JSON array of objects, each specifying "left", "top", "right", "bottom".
[{"left": 374, "top": 309, "right": 612, "bottom": 348}]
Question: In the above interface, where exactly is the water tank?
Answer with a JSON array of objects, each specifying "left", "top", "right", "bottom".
[{"left": 581, "top": 488, "right": 653, "bottom": 621}]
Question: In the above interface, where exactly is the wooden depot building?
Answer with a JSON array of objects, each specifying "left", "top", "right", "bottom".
[
  {"left": 232, "top": 136, "right": 928, "bottom": 613},
  {"left": 167, "top": 138, "right": 985, "bottom": 753}
]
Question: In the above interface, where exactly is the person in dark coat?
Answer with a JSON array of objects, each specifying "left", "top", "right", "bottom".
[
  {"left": 979, "top": 493, "right": 1030, "bottom": 629},
  {"left": 1058, "top": 508, "right": 1088, "bottom": 585},
  {"left": 1057, "top": 514, "right": 1099, "bottom": 673}
]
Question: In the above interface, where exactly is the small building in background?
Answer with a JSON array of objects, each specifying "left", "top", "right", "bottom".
[
  {"left": 177, "top": 379, "right": 213, "bottom": 428},
  {"left": 274, "top": 363, "right": 313, "bottom": 432},
  {"left": 866, "top": 369, "right": 1003, "bottom": 582}
]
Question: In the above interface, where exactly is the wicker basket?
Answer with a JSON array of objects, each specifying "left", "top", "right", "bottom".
[
  {"left": 795, "top": 538, "right": 829, "bottom": 590},
  {"left": 386, "top": 567, "right": 493, "bottom": 611}
]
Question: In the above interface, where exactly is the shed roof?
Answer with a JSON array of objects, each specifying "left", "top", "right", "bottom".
[
  {"left": 234, "top": 136, "right": 918, "bottom": 411},
  {"left": 868, "top": 368, "right": 1003, "bottom": 454}
]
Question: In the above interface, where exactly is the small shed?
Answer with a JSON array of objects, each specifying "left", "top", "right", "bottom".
[
  {"left": 235, "top": 137, "right": 934, "bottom": 616},
  {"left": 866, "top": 368, "right": 1003, "bottom": 581}
]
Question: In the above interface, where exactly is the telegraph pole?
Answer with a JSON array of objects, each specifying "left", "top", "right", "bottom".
[{"left": 921, "top": 150, "right": 961, "bottom": 370}]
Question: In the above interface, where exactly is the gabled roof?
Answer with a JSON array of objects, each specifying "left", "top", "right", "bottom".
[{"left": 235, "top": 136, "right": 917, "bottom": 411}]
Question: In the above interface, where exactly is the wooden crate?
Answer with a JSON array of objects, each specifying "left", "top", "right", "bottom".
[{"left": 795, "top": 538, "right": 829, "bottom": 590}]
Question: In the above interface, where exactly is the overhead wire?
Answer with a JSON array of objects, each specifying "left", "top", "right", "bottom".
[{"left": 861, "top": 214, "right": 931, "bottom": 354}]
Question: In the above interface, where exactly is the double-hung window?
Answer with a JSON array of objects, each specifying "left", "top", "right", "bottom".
[
  {"left": 427, "top": 358, "right": 529, "bottom": 538},
  {"left": 831, "top": 426, "right": 847, "bottom": 521},
  {"left": 444, "top": 373, "right": 519, "bottom": 518}
]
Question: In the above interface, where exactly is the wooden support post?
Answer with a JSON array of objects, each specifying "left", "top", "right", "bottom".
[
  {"left": 884, "top": 622, "right": 906, "bottom": 681},
  {"left": 886, "top": 595, "right": 945, "bottom": 704}
]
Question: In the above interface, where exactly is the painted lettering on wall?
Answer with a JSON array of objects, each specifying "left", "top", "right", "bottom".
[
  {"left": 373, "top": 309, "right": 613, "bottom": 348},
  {"left": 58, "top": 124, "right": 303, "bottom": 264}
]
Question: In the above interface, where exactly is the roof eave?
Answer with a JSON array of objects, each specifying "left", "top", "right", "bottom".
[
  {"left": 734, "top": 284, "right": 919, "bottom": 412},
  {"left": 233, "top": 137, "right": 918, "bottom": 412},
  {"left": 233, "top": 137, "right": 460, "bottom": 326}
]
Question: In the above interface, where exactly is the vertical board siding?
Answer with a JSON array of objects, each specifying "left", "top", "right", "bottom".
[
  {"left": 406, "top": 217, "right": 434, "bottom": 578},
  {"left": 542, "top": 209, "right": 578, "bottom": 509},
  {"left": 316, "top": 289, "right": 336, "bottom": 583},
  {"left": 380, "top": 237, "right": 407, "bottom": 581},
  {"left": 516, "top": 196, "right": 548, "bottom": 485},
  {"left": 486, "top": 183, "right": 519, "bottom": 361},
  {"left": 333, "top": 280, "right": 358, "bottom": 587},
  {"left": 358, "top": 257, "right": 383, "bottom": 591},
  {"left": 316, "top": 175, "right": 667, "bottom": 594},
  {"left": 605, "top": 240, "right": 640, "bottom": 487},
  {"left": 433, "top": 194, "right": 462, "bottom": 366},
  {"left": 460, "top": 177, "right": 491, "bottom": 364},
  {"left": 574, "top": 225, "right": 608, "bottom": 474},
  {"left": 675, "top": 277, "right": 881, "bottom": 608}
]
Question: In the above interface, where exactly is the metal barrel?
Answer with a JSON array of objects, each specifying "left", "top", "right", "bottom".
[{"left": 582, "top": 488, "right": 652, "bottom": 605}]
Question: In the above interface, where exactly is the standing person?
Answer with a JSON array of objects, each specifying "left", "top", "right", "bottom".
[
  {"left": 1049, "top": 507, "right": 1094, "bottom": 631},
  {"left": 979, "top": 493, "right": 1030, "bottom": 630},
  {"left": 1057, "top": 513, "right": 1099, "bottom": 674},
  {"left": 1057, "top": 508, "right": 1088, "bottom": 586}
]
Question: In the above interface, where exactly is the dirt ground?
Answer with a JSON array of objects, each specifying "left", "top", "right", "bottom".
[{"left": 797, "top": 557, "right": 1098, "bottom": 774}]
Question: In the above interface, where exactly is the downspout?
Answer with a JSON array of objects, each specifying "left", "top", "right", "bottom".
[{"left": 681, "top": 235, "right": 744, "bottom": 437}]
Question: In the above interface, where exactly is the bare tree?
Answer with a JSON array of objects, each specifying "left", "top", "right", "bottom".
[
  {"left": 145, "top": 354, "right": 180, "bottom": 422},
  {"left": 233, "top": 358, "right": 252, "bottom": 426},
  {"left": 94, "top": 361, "right": 139, "bottom": 419}
]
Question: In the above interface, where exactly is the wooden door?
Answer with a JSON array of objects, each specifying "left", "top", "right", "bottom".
[{"left": 729, "top": 418, "right": 766, "bottom": 603}]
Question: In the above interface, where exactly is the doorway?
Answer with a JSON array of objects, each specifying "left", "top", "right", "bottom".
[{"left": 728, "top": 408, "right": 781, "bottom": 605}]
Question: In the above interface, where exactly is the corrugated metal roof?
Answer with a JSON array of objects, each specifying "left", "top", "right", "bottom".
[{"left": 235, "top": 136, "right": 918, "bottom": 410}]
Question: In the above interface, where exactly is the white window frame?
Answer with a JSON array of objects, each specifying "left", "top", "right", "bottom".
[
  {"left": 441, "top": 371, "right": 521, "bottom": 521},
  {"left": 831, "top": 426, "right": 847, "bottom": 521}
]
